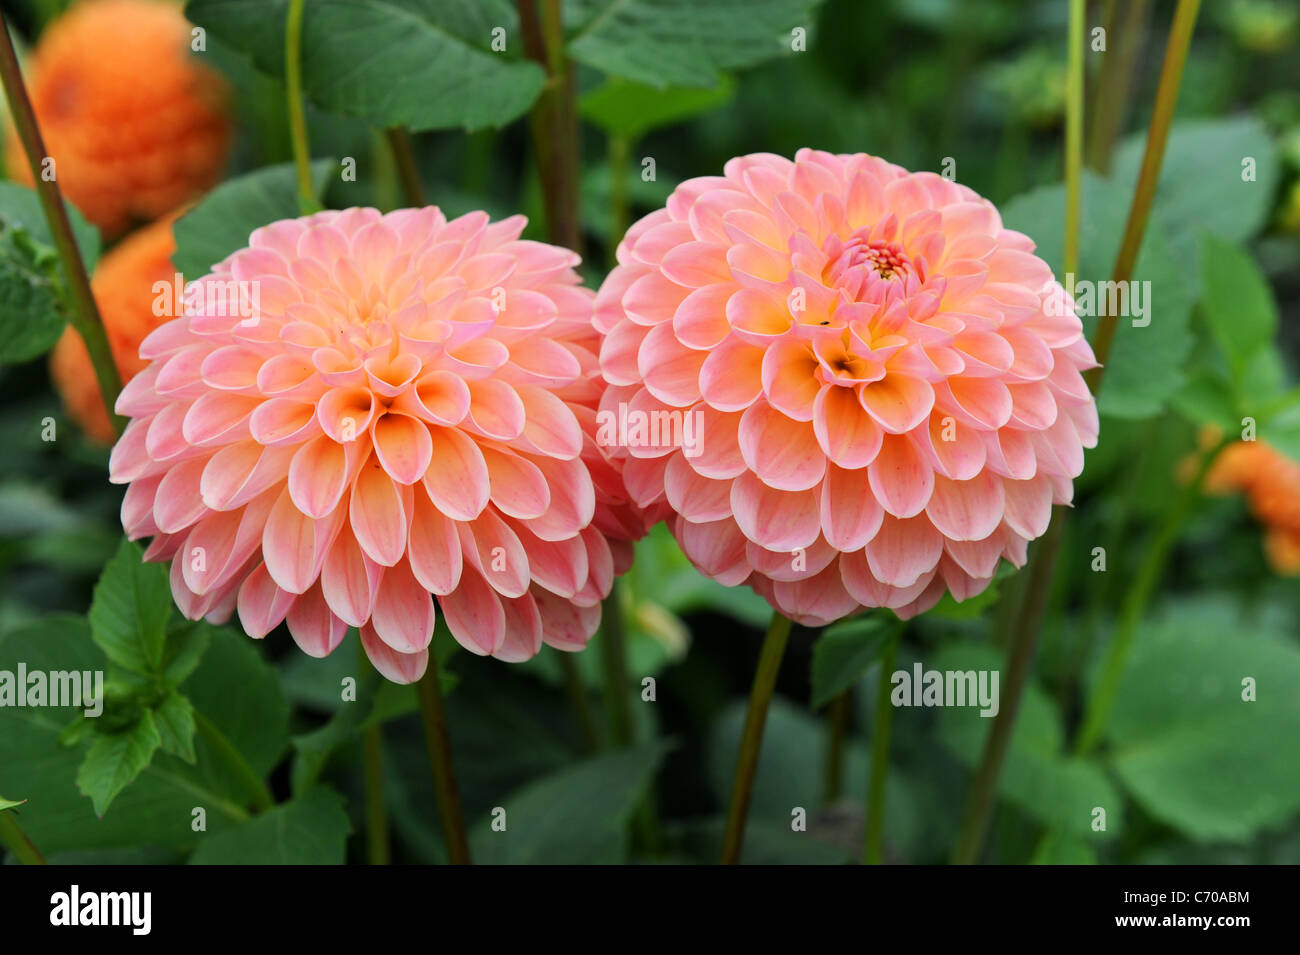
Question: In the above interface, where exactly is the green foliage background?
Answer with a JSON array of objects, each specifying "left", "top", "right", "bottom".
[{"left": 1, "top": 0, "right": 1299, "bottom": 864}]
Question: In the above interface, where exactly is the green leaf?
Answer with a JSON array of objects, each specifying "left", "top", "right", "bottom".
[
  {"left": 470, "top": 742, "right": 669, "bottom": 864},
  {"left": 88, "top": 539, "right": 172, "bottom": 676},
  {"left": 1112, "top": 116, "right": 1279, "bottom": 266},
  {"left": 809, "top": 615, "right": 890, "bottom": 708},
  {"left": 1199, "top": 233, "right": 1281, "bottom": 404},
  {"left": 0, "top": 181, "right": 100, "bottom": 269},
  {"left": 0, "top": 250, "right": 65, "bottom": 365},
  {"left": 186, "top": 0, "right": 545, "bottom": 132},
  {"left": 179, "top": 627, "right": 290, "bottom": 805},
  {"left": 0, "top": 795, "right": 24, "bottom": 812},
  {"left": 75, "top": 711, "right": 162, "bottom": 816},
  {"left": 1031, "top": 832, "right": 1097, "bottom": 865},
  {"left": 579, "top": 76, "right": 735, "bottom": 139},
  {"left": 0, "top": 617, "right": 256, "bottom": 853},
  {"left": 189, "top": 786, "right": 351, "bottom": 864},
  {"left": 172, "top": 160, "right": 334, "bottom": 279},
  {"left": 1001, "top": 172, "right": 1192, "bottom": 419},
  {"left": 162, "top": 623, "right": 210, "bottom": 687},
  {"left": 935, "top": 644, "right": 1122, "bottom": 843},
  {"left": 153, "top": 691, "right": 197, "bottom": 763},
  {"left": 1105, "top": 596, "right": 1300, "bottom": 843},
  {"left": 568, "top": 0, "right": 826, "bottom": 88},
  {"left": 0, "top": 181, "right": 100, "bottom": 365}
]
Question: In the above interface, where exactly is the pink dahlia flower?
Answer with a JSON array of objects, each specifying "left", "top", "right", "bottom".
[
  {"left": 594, "top": 149, "right": 1098, "bottom": 626},
  {"left": 110, "top": 207, "right": 621, "bottom": 682}
]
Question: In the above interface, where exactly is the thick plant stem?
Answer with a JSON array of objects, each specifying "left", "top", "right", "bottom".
[
  {"left": 417, "top": 655, "right": 471, "bottom": 865},
  {"left": 0, "top": 806, "right": 45, "bottom": 865},
  {"left": 359, "top": 640, "right": 390, "bottom": 865},
  {"left": 385, "top": 127, "right": 428, "bottom": 207},
  {"left": 1087, "top": 0, "right": 1151, "bottom": 174},
  {"left": 1064, "top": 0, "right": 1085, "bottom": 279},
  {"left": 823, "top": 690, "right": 849, "bottom": 803},
  {"left": 607, "top": 134, "right": 630, "bottom": 270},
  {"left": 559, "top": 653, "right": 599, "bottom": 753},
  {"left": 863, "top": 632, "right": 899, "bottom": 864},
  {"left": 951, "top": 516, "right": 1065, "bottom": 864},
  {"left": 517, "top": 0, "right": 582, "bottom": 253},
  {"left": 1086, "top": 0, "right": 1201, "bottom": 389},
  {"left": 599, "top": 584, "right": 633, "bottom": 748},
  {"left": 193, "top": 709, "right": 275, "bottom": 814},
  {"left": 0, "top": 15, "right": 122, "bottom": 435},
  {"left": 362, "top": 726, "right": 389, "bottom": 864},
  {"left": 285, "top": 0, "right": 319, "bottom": 214},
  {"left": 720, "top": 612, "right": 793, "bottom": 865},
  {"left": 1074, "top": 437, "right": 1229, "bottom": 754}
]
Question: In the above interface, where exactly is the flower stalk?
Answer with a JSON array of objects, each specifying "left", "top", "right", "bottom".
[
  {"left": 417, "top": 655, "right": 472, "bottom": 865},
  {"left": 720, "top": 611, "right": 793, "bottom": 865},
  {"left": 0, "top": 804, "right": 45, "bottom": 865},
  {"left": 863, "top": 629, "right": 899, "bottom": 864},
  {"left": 0, "top": 14, "right": 123, "bottom": 436},
  {"left": 285, "top": 0, "right": 321, "bottom": 215}
]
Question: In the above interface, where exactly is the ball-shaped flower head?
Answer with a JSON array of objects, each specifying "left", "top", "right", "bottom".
[
  {"left": 594, "top": 149, "right": 1099, "bottom": 625},
  {"left": 109, "top": 207, "right": 618, "bottom": 683},
  {"left": 6, "top": 0, "right": 231, "bottom": 236},
  {"left": 51, "top": 215, "right": 181, "bottom": 444}
]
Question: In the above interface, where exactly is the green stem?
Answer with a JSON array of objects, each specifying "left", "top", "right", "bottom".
[
  {"left": 1064, "top": 0, "right": 1085, "bottom": 279},
  {"left": 285, "top": 0, "right": 319, "bottom": 215},
  {"left": 385, "top": 127, "right": 428, "bottom": 207},
  {"left": 720, "top": 611, "right": 793, "bottom": 865},
  {"left": 0, "top": 14, "right": 123, "bottom": 435},
  {"left": 1087, "top": 0, "right": 1151, "bottom": 174},
  {"left": 1086, "top": 0, "right": 1200, "bottom": 389},
  {"left": 362, "top": 726, "right": 389, "bottom": 864},
  {"left": 358, "top": 640, "right": 390, "bottom": 865},
  {"left": 417, "top": 654, "right": 471, "bottom": 864},
  {"left": 517, "top": 0, "right": 582, "bottom": 252},
  {"left": 950, "top": 516, "right": 1065, "bottom": 864},
  {"left": 193, "top": 709, "right": 275, "bottom": 814},
  {"left": 0, "top": 806, "right": 45, "bottom": 864},
  {"left": 1073, "top": 436, "right": 1228, "bottom": 754},
  {"left": 607, "top": 134, "right": 630, "bottom": 270},
  {"left": 599, "top": 584, "right": 632, "bottom": 748},
  {"left": 863, "top": 631, "right": 899, "bottom": 864},
  {"left": 823, "top": 690, "right": 849, "bottom": 803},
  {"left": 559, "top": 652, "right": 599, "bottom": 753}
]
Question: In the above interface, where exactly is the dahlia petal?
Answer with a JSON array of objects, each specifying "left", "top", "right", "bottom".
[
  {"left": 372, "top": 412, "right": 434, "bottom": 485},
  {"left": 866, "top": 514, "right": 944, "bottom": 588},
  {"left": 820, "top": 462, "right": 884, "bottom": 551},
  {"left": 286, "top": 581, "right": 348, "bottom": 658},
  {"left": 730, "top": 470, "right": 821, "bottom": 551},
  {"left": 360, "top": 624, "right": 428, "bottom": 684},
  {"left": 370, "top": 557, "right": 435, "bottom": 653},
  {"left": 289, "top": 434, "right": 352, "bottom": 518},
  {"left": 926, "top": 471, "right": 1005, "bottom": 541},
  {"left": 439, "top": 566, "right": 506, "bottom": 655},
  {"left": 423, "top": 426, "right": 490, "bottom": 521},
  {"left": 814, "top": 384, "right": 885, "bottom": 469},
  {"left": 859, "top": 373, "right": 934, "bottom": 434},
  {"left": 320, "top": 524, "right": 382, "bottom": 627},
  {"left": 739, "top": 400, "right": 826, "bottom": 492},
  {"left": 494, "top": 592, "right": 544, "bottom": 662},
  {"left": 236, "top": 561, "right": 295, "bottom": 638},
  {"left": 867, "top": 433, "right": 934, "bottom": 518},
  {"left": 349, "top": 458, "right": 409, "bottom": 567},
  {"left": 461, "top": 509, "right": 530, "bottom": 598}
]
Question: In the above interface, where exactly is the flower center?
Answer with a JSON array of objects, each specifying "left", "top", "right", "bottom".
[{"left": 825, "top": 236, "right": 911, "bottom": 289}]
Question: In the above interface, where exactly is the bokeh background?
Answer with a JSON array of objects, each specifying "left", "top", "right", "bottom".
[{"left": 0, "top": 0, "right": 1298, "bottom": 864}]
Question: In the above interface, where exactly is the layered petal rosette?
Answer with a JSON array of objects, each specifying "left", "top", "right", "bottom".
[
  {"left": 594, "top": 149, "right": 1098, "bottom": 625},
  {"left": 110, "top": 207, "right": 619, "bottom": 681}
]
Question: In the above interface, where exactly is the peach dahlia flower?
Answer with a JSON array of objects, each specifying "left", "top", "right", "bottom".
[
  {"left": 595, "top": 149, "right": 1099, "bottom": 625},
  {"left": 110, "top": 207, "right": 622, "bottom": 682}
]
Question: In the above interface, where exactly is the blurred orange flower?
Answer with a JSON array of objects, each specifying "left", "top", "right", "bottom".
[
  {"left": 51, "top": 215, "right": 179, "bottom": 443},
  {"left": 6, "top": 0, "right": 230, "bottom": 235},
  {"left": 1204, "top": 435, "right": 1300, "bottom": 576}
]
